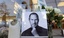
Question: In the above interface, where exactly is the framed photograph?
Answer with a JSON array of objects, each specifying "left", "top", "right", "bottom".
[{"left": 21, "top": 10, "right": 48, "bottom": 38}]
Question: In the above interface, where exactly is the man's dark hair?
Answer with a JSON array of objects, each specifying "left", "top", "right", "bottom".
[{"left": 29, "top": 13, "right": 39, "bottom": 21}]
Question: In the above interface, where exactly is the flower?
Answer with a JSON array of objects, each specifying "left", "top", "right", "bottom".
[
  {"left": 0, "top": 27, "right": 8, "bottom": 36},
  {"left": 54, "top": 8, "right": 61, "bottom": 13},
  {"left": 45, "top": 6, "right": 53, "bottom": 12}
]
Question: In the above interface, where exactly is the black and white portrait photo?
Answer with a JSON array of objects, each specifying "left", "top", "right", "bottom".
[{"left": 21, "top": 10, "right": 48, "bottom": 37}]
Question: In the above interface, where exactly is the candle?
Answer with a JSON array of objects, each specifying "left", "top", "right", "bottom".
[{"left": 8, "top": 20, "right": 20, "bottom": 38}]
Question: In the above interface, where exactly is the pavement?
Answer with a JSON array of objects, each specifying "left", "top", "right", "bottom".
[{"left": 52, "top": 29, "right": 64, "bottom": 38}]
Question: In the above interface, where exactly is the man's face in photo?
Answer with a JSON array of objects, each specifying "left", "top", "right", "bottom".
[{"left": 29, "top": 14, "right": 39, "bottom": 28}]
